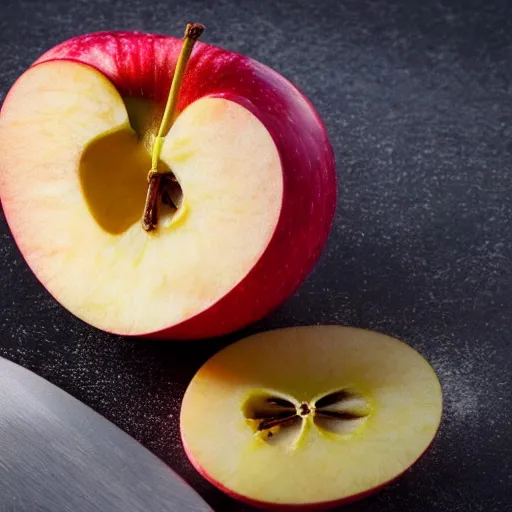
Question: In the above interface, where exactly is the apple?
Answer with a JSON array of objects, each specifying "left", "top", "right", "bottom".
[
  {"left": 0, "top": 24, "right": 336, "bottom": 339},
  {"left": 180, "top": 326, "right": 443, "bottom": 510}
]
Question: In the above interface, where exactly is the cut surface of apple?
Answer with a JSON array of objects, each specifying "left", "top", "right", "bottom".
[
  {"left": 0, "top": 61, "right": 281, "bottom": 334},
  {"left": 180, "top": 326, "right": 443, "bottom": 509},
  {"left": 0, "top": 30, "right": 336, "bottom": 338}
]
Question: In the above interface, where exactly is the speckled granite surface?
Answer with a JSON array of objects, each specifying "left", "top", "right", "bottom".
[{"left": 0, "top": 0, "right": 511, "bottom": 511}]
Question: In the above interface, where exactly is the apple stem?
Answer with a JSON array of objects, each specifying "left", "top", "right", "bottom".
[
  {"left": 142, "top": 22, "right": 205, "bottom": 232},
  {"left": 142, "top": 170, "right": 163, "bottom": 231}
]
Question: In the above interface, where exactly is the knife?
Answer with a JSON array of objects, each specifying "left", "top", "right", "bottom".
[{"left": 0, "top": 356, "right": 213, "bottom": 512}]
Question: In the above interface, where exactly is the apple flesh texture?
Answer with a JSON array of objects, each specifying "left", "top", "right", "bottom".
[
  {"left": 180, "top": 326, "right": 443, "bottom": 510},
  {"left": 0, "top": 64, "right": 283, "bottom": 335},
  {"left": 0, "top": 32, "right": 336, "bottom": 339}
]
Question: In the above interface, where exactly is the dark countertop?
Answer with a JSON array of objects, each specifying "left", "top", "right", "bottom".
[{"left": 1, "top": 0, "right": 511, "bottom": 510}]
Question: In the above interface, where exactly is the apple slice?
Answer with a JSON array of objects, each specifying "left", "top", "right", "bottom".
[
  {"left": 180, "top": 326, "right": 443, "bottom": 510},
  {"left": 0, "top": 26, "right": 336, "bottom": 339}
]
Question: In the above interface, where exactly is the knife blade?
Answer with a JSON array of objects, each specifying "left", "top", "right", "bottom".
[{"left": 0, "top": 356, "right": 212, "bottom": 512}]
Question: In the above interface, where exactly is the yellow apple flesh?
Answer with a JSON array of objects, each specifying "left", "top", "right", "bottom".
[
  {"left": 0, "top": 61, "right": 282, "bottom": 334},
  {"left": 180, "top": 326, "right": 443, "bottom": 509}
]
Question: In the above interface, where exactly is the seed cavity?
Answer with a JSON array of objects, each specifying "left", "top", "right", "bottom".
[
  {"left": 313, "top": 389, "right": 371, "bottom": 436},
  {"left": 314, "top": 390, "right": 354, "bottom": 408},
  {"left": 242, "top": 392, "right": 301, "bottom": 445},
  {"left": 243, "top": 388, "right": 372, "bottom": 445},
  {"left": 257, "top": 413, "right": 300, "bottom": 431}
]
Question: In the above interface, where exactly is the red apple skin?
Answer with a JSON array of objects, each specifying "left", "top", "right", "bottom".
[
  {"left": 181, "top": 433, "right": 436, "bottom": 511},
  {"left": 5, "top": 31, "right": 336, "bottom": 339}
]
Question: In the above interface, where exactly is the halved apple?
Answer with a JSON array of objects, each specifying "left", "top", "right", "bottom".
[
  {"left": 0, "top": 27, "right": 336, "bottom": 339},
  {"left": 180, "top": 326, "right": 443, "bottom": 509}
]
